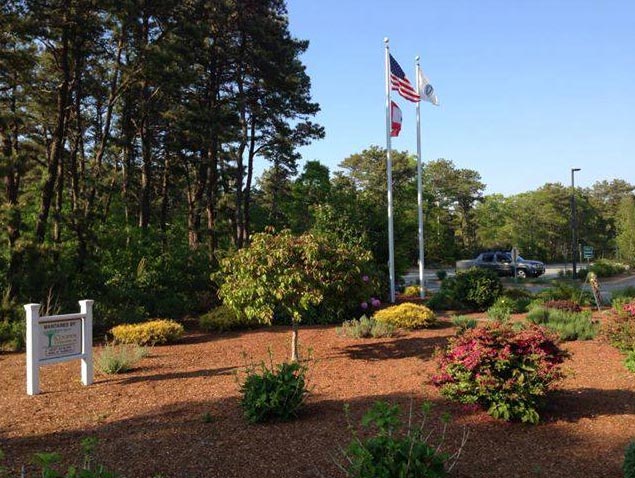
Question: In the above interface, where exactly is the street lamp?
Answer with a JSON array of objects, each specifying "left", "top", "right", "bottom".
[{"left": 571, "top": 168, "right": 581, "bottom": 277}]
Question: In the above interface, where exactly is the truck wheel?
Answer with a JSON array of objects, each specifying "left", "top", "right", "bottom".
[{"left": 517, "top": 269, "right": 527, "bottom": 279}]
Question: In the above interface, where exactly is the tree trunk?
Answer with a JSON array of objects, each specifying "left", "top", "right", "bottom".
[{"left": 35, "top": 8, "right": 71, "bottom": 242}]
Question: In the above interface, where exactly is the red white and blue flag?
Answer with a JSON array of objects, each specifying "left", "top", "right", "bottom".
[
  {"left": 390, "top": 101, "right": 402, "bottom": 137},
  {"left": 389, "top": 54, "right": 420, "bottom": 102}
]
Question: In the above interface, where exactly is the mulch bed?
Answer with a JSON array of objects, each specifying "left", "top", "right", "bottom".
[{"left": 1, "top": 312, "right": 634, "bottom": 477}]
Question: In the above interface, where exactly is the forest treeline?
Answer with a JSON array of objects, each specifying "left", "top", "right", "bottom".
[{"left": 1, "top": 0, "right": 634, "bottom": 327}]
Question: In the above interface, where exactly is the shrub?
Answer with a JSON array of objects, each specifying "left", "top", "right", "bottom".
[
  {"left": 339, "top": 401, "right": 464, "bottom": 478},
  {"left": 590, "top": 259, "right": 628, "bottom": 278},
  {"left": 603, "top": 305, "right": 635, "bottom": 352},
  {"left": 624, "top": 351, "right": 635, "bottom": 373},
  {"left": 625, "top": 441, "right": 635, "bottom": 478},
  {"left": 373, "top": 303, "right": 436, "bottom": 329},
  {"left": 543, "top": 300, "right": 582, "bottom": 313},
  {"left": 402, "top": 285, "right": 422, "bottom": 297},
  {"left": 451, "top": 315, "right": 477, "bottom": 333},
  {"left": 337, "top": 315, "right": 395, "bottom": 339},
  {"left": 502, "top": 288, "right": 533, "bottom": 313},
  {"left": 240, "top": 358, "right": 308, "bottom": 423},
  {"left": 436, "top": 270, "right": 448, "bottom": 281},
  {"left": 535, "top": 281, "right": 591, "bottom": 305},
  {"left": 110, "top": 319, "right": 184, "bottom": 346},
  {"left": 487, "top": 296, "right": 518, "bottom": 322},
  {"left": 426, "top": 290, "right": 462, "bottom": 311},
  {"left": 442, "top": 268, "right": 503, "bottom": 311},
  {"left": 612, "top": 287, "right": 635, "bottom": 301},
  {"left": 433, "top": 322, "right": 569, "bottom": 423},
  {"left": 96, "top": 343, "right": 148, "bottom": 374},
  {"left": 199, "top": 305, "right": 255, "bottom": 332},
  {"left": 526, "top": 307, "right": 597, "bottom": 341},
  {"left": 0, "top": 319, "right": 25, "bottom": 351}
]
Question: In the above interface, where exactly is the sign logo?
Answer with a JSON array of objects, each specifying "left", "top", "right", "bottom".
[{"left": 424, "top": 84, "right": 434, "bottom": 97}]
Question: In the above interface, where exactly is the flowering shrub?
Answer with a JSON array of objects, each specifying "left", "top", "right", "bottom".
[
  {"left": 373, "top": 303, "right": 436, "bottom": 329},
  {"left": 624, "top": 302, "right": 635, "bottom": 319},
  {"left": 402, "top": 285, "right": 422, "bottom": 297},
  {"left": 110, "top": 319, "right": 184, "bottom": 345},
  {"left": 433, "top": 323, "right": 569, "bottom": 423}
]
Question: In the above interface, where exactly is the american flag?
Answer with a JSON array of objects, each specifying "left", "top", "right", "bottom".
[{"left": 390, "top": 54, "right": 420, "bottom": 103}]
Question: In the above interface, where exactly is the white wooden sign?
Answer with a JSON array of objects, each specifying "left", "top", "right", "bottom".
[{"left": 25, "top": 300, "right": 94, "bottom": 395}]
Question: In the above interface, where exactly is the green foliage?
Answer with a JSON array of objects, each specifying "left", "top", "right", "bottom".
[
  {"left": 441, "top": 268, "right": 503, "bottom": 311},
  {"left": 217, "top": 230, "right": 379, "bottom": 328},
  {"left": 109, "top": 319, "right": 184, "bottom": 346},
  {"left": 0, "top": 319, "right": 25, "bottom": 351},
  {"left": 589, "top": 259, "right": 628, "bottom": 277},
  {"left": 199, "top": 305, "right": 255, "bottom": 332},
  {"left": 534, "top": 280, "right": 591, "bottom": 306},
  {"left": 624, "top": 351, "right": 635, "bottom": 373},
  {"left": 625, "top": 441, "right": 635, "bottom": 478},
  {"left": 451, "top": 315, "right": 478, "bottom": 333},
  {"left": 613, "top": 287, "right": 635, "bottom": 301},
  {"left": 486, "top": 296, "right": 517, "bottom": 322},
  {"left": 433, "top": 322, "right": 569, "bottom": 423},
  {"left": 526, "top": 307, "right": 597, "bottom": 341},
  {"left": 239, "top": 358, "right": 308, "bottom": 423},
  {"left": 436, "top": 270, "right": 448, "bottom": 281},
  {"left": 373, "top": 303, "right": 436, "bottom": 329},
  {"left": 426, "top": 290, "right": 462, "bottom": 311},
  {"left": 603, "top": 303, "right": 635, "bottom": 352},
  {"left": 337, "top": 315, "right": 395, "bottom": 339},
  {"left": 340, "top": 401, "right": 460, "bottom": 478},
  {"left": 616, "top": 196, "right": 635, "bottom": 266},
  {"left": 502, "top": 288, "right": 533, "bottom": 312},
  {"left": 95, "top": 343, "right": 148, "bottom": 375}
]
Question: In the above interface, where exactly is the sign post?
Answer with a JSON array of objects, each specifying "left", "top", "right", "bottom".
[
  {"left": 511, "top": 247, "right": 519, "bottom": 280},
  {"left": 25, "top": 300, "right": 94, "bottom": 395}
]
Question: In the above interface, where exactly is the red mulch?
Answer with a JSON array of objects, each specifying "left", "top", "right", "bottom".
[{"left": 1, "top": 312, "right": 634, "bottom": 477}]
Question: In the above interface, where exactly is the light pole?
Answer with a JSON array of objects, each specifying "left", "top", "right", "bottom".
[{"left": 571, "top": 168, "right": 581, "bottom": 278}]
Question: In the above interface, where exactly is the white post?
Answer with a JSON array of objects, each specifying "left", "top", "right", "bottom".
[
  {"left": 415, "top": 57, "right": 425, "bottom": 299},
  {"left": 384, "top": 37, "right": 396, "bottom": 303},
  {"left": 79, "top": 300, "right": 94, "bottom": 386},
  {"left": 25, "top": 303, "right": 41, "bottom": 395}
]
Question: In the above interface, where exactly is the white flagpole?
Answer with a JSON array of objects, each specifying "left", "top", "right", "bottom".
[
  {"left": 415, "top": 57, "right": 425, "bottom": 299},
  {"left": 384, "top": 38, "right": 396, "bottom": 303}
]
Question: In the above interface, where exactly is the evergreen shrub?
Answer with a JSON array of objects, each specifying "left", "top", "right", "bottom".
[
  {"left": 373, "top": 303, "right": 436, "bottom": 329},
  {"left": 526, "top": 307, "right": 597, "bottom": 341},
  {"left": 199, "top": 305, "right": 254, "bottom": 332},
  {"left": 433, "top": 322, "right": 569, "bottom": 423},
  {"left": 625, "top": 441, "right": 635, "bottom": 478},
  {"left": 110, "top": 319, "right": 184, "bottom": 346},
  {"left": 441, "top": 268, "right": 503, "bottom": 311}
]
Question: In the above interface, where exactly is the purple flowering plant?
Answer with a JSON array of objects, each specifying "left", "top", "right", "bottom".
[{"left": 432, "top": 322, "right": 569, "bottom": 424}]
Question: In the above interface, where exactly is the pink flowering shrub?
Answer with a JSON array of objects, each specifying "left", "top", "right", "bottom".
[
  {"left": 432, "top": 322, "right": 569, "bottom": 424},
  {"left": 624, "top": 302, "right": 635, "bottom": 319}
]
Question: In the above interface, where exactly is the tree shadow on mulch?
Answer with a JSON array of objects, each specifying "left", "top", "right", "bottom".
[
  {"left": 111, "top": 365, "right": 241, "bottom": 385},
  {"left": 2, "top": 390, "right": 626, "bottom": 478},
  {"left": 545, "top": 387, "right": 635, "bottom": 422},
  {"left": 338, "top": 335, "right": 449, "bottom": 361}
]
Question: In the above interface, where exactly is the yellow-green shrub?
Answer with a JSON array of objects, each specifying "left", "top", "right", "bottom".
[
  {"left": 402, "top": 285, "right": 422, "bottom": 297},
  {"left": 373, "top": 303, "right": 436, "bottom": 329},
  {"left": 110, "top": 319, "right": 184, "bottom": 345},
  {"left": 199, "top": 305, "right": 254, "bottom": 332}
]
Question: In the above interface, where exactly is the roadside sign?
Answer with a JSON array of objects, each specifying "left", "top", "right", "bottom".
[
  {"left": 511, "top": 247, "right": 519, "bottom": 264},
  {"left": 583, "top": 246, "right": 594, "bottom": 260}
]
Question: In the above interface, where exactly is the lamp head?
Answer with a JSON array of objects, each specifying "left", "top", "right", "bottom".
[{"left": 572, "top": 168, "right": 581, "bottom": 172}]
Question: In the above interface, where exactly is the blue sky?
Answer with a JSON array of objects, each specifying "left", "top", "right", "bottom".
[{"left": 285, "top": 0, "right": 635, "bottom": 195}]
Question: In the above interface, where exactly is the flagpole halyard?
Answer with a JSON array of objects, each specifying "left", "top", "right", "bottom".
[
  {"left": 415, "top": 56, "right": 425, "bottom": 299},
  {"left": 384, "top": 38, "right": 396, "bottom": 303}
]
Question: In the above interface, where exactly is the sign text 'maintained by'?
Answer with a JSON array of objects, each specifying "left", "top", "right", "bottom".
[{"left": 40, "top": 320, "right": 82, "bottom": 360}]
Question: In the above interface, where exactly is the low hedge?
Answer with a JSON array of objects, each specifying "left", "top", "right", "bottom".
[{"left": 110, "top": 319, "right": 184, "bottom": 346}]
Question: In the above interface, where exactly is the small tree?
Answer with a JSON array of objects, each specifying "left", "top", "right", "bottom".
[{"left": 217, "top": 229, "right": 373, "bottom": 361}]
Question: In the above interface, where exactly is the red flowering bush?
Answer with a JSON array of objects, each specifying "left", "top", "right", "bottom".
[{"left": 432, "top": 323, "right": 569, "bottom": 424}]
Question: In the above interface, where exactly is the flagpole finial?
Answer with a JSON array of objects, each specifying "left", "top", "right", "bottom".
[
  {"left": 384, "top": 37, "right": 389, "bottom": 44},
  {"left": 415, "top": 55, "right": 420, "bottom": 61}
]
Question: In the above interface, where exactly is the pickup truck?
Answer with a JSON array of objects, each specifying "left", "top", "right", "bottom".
[{"left": 456, "top": 251, "right": 546, "bottom": 279}]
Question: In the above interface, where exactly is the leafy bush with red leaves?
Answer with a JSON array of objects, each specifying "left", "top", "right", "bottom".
[
  {"left": 432, "top": 323, "right": 569, "bottom": 424},
  {"left": 543, "top": 300, "right": 582, "bottom": 313}
]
